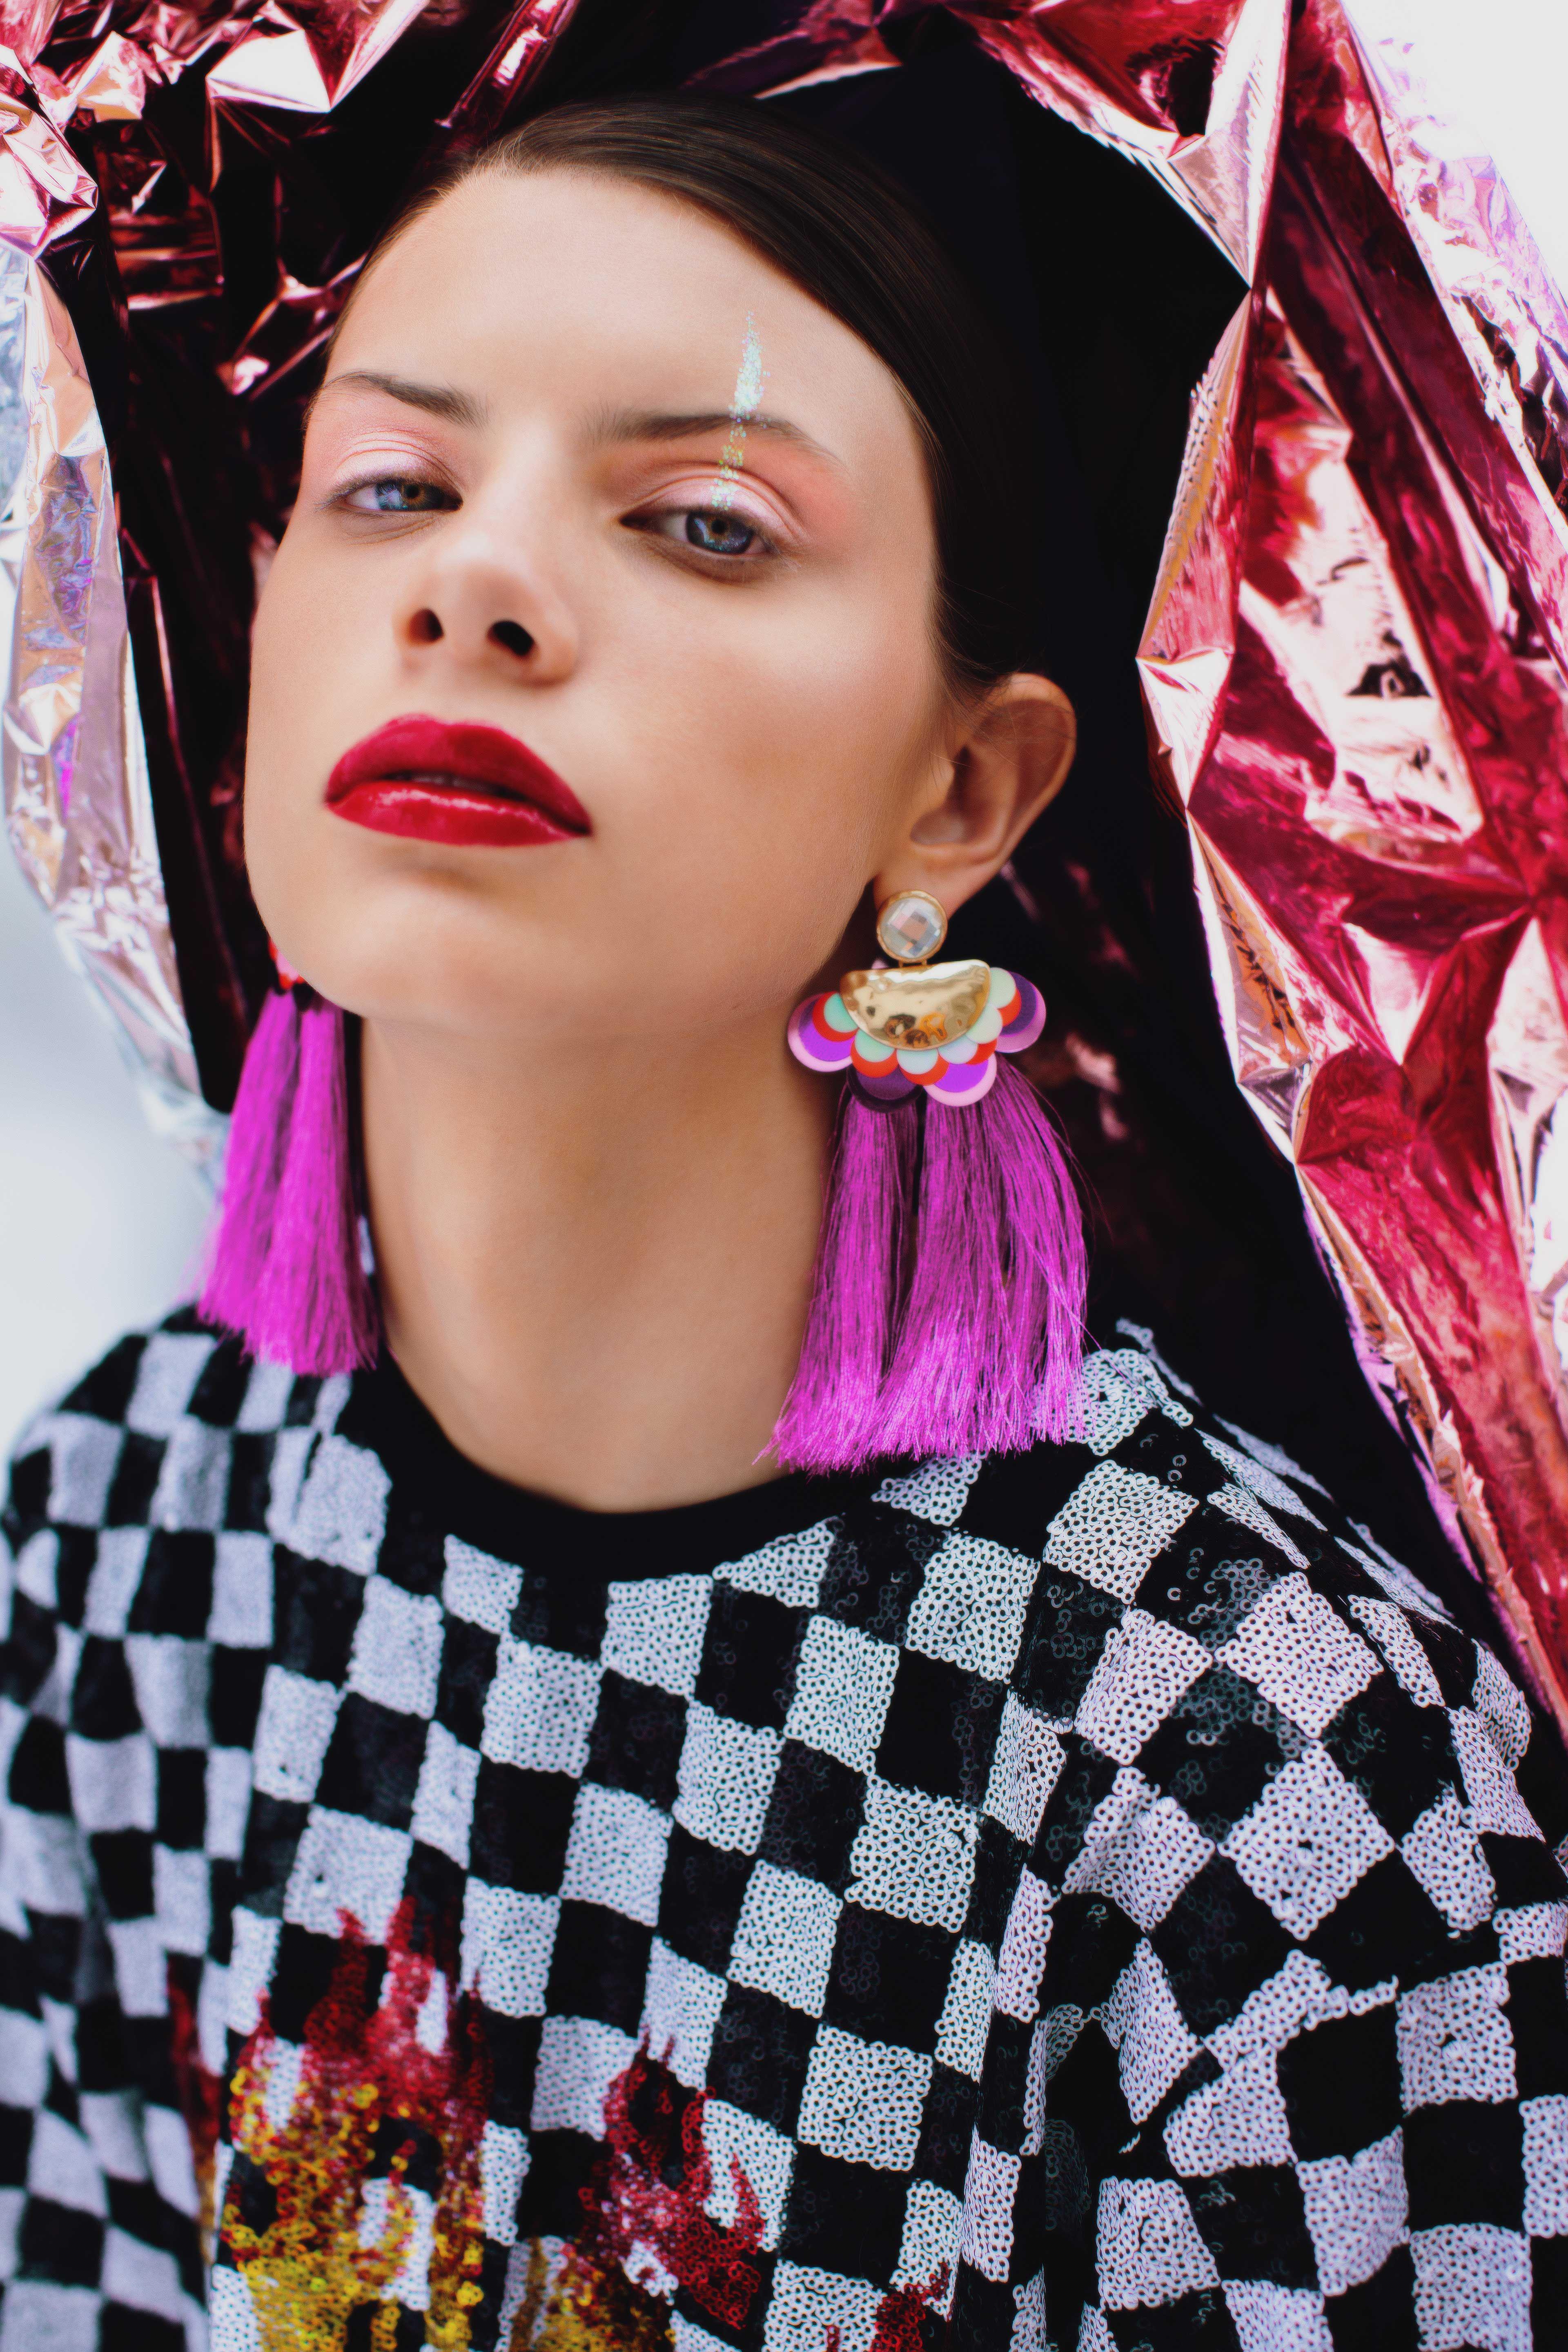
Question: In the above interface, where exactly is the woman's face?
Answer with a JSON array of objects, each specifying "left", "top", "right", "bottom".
[{"left": 245, "top": 164, "right": 966, "bottom": 1044}]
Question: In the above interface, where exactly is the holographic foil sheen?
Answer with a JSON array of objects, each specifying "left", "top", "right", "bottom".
[{"left": 7, "top": 0, "right": 1568, "bottom": 1715}]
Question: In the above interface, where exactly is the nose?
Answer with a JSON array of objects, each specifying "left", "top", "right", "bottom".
[{"left": 396, "top": 518, "right": 578, "bottom": 682}]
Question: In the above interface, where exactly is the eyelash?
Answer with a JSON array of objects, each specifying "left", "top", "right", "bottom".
[{"left": 328, "top": 472, "right": 781, "bottom": 564}]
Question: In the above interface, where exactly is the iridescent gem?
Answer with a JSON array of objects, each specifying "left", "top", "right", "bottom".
[{"left": 876, "top": 890, "right": 948, "bottom": 965}]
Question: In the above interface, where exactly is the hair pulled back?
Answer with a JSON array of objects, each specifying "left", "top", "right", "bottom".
[
  {"left": 356, "top": 92, "right": 1040, "bottom": 696},
  {"left": 208, "top": 90, "right": 1084, "bottom": 1449}
]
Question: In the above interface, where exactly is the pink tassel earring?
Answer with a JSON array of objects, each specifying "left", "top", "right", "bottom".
[
  {"left": 199, "top": 952, "right": 379, "bottom": 1375},
  {"left": 776, "top": 890, "right": 1085, "bottom": 1472}
]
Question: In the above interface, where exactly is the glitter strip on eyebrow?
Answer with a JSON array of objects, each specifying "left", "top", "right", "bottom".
[{"left": 711, "top": 315, "right": 766, "bottom": 512}]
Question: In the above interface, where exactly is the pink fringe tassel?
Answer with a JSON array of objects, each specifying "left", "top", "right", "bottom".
[
  {"left": 199, "top": 990, "right": 379, "bottom": 1376},
  {"left": 775, "top": 1059, "right": 1086, "bottom": 1472},
  {"left": 203, "top": 994, "right": 1081, "bottom": 1456},
  {"left": 772, "top": 1099, "right": 918, "bottom": 1470}
]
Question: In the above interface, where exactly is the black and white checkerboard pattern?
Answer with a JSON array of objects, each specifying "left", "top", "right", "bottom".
[{"left": 3, "top": 1310, "right": 1568, "bottom": 2351}]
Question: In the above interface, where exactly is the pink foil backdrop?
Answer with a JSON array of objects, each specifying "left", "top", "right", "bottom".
[{"left": 7, "top": 0, "right": 1568, "bottom": 1718}]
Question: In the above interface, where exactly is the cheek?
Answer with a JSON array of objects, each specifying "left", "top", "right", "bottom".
[
  {"left": 242, "top": 538, "right": 373, "bottom": 951},
  {"left": 626, "top": 566, "right": 939, "bottom": 852},
  {"left": 571, "top": 564, "right": 943, "bottom": 1017}
]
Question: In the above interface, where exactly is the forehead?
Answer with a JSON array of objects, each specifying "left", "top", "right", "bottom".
[{"left": 333, "top": 164, "right": 918, "bottom": 455}]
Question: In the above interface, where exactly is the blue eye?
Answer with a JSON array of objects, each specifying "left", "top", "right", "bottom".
[
  {"left": 684, "top": 509, "right": 757, "bottom": 555},
  {"left": 342, "top": 478, "right": 456, "bottom": 513}
]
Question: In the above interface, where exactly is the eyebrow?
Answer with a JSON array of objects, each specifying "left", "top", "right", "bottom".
[
  {"left": 307, "top": 370, "right": 488, "bottom": 429},
  {"left": 305, "top": 379, "right": 843, "bottom": 469},
  {"left": 587, "top": 406, "right": 844, "bottom": 467}
]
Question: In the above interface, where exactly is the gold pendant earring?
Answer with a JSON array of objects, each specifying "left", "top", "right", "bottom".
[{"left": 788, "top": 889, "right": 1045, "bottom": 1108}]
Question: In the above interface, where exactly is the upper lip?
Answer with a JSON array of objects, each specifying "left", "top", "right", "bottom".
[{"left": 325, "top": 716, "right": 592, "bottom": 832}]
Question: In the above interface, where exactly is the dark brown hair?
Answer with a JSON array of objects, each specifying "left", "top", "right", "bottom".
[{"left": 350, "top": 93, "right": 1040, "bottom": 695}]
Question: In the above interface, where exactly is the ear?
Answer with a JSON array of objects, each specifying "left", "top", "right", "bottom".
[{"left": 873, "top": 673, "right": 1076, "bottom": 922}]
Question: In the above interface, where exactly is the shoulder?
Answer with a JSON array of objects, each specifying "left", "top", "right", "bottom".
[
  {"left": 1, "top": 1308, "right": 326, "bottom": 1647},
  {"left": 998, "top": 1322, "right": 1568, "bottom": 2005},
  {"left": 974, "top": 1343, "right": 1568, "bottom": 2343}
]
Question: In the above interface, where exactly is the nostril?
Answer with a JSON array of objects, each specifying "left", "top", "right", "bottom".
[
  {"left": 409, "top": 609, "right": 443, "bottom": 645},
  {"left": 490, "top": 620, "right": 535, "bottom": 659}
]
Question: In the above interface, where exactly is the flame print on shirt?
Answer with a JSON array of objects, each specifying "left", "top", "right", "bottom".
[
  {"left": 167, "top": 1961, "right": 222, "bottom": 2256},
  {"left": 217, "top": 1917, "right": 947, "bottom": 2350},
  {"left": 222, "top": 1899, "right": 489, "bottom": 2349},
  {"left": 504, "top": 2045, "right": 951, "bottom": 2350},
  {"left": 508, "top": 2042, "right": 764, "bottom": 2346}
]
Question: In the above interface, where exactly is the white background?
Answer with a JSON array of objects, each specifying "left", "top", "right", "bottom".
[{"left": 2, "top": 0, "right": 1566, "bottom": 1460}]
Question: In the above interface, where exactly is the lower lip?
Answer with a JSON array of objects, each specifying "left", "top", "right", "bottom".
[{"left": 328, "top": 781, "right": 583, "bottom": 848}]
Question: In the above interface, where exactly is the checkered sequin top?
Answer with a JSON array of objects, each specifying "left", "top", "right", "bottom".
[{"left": 3, "top": 1309, "right": 1568, "bottom": 2352}]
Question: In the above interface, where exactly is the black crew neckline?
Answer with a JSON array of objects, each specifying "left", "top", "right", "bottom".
[{"left": 347, "top": 1346, "right": 881, "bottom": 1580}]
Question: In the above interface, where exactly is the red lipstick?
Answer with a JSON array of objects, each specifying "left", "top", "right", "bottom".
[{"left": 325, "top": 716, "right": 592, "bottom": 847}]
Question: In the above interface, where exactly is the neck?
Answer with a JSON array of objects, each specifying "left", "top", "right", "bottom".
[{"left": 359, "top": 1013, "right": 833, "bottom": 1511}]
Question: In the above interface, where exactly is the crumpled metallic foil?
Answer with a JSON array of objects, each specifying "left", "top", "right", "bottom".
[
  {"left": 0, "top": 245, "right": 220, "bottom": 1160},
  {"left": 8, "top": 0, "right": 1568, "bottom": 1719}
]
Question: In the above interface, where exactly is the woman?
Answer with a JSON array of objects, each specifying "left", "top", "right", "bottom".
[{"left": 2, "top": 93, "right": 1566, "bottom": 2352}]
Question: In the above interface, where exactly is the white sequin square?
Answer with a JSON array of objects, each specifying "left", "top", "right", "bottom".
[
  {"left": 797, "top": 2024, "right": 931, "bottom": 2170},
  {"left": 1297, "top": 2128, "right": 1408, "bottom": 2295},
  {"left": 1074, "top": 1608, "right": 1208, "bottom": 1764},
  {"left": 641, "top": 1938, "right": 728, "bottom": 2088},
  {"left": 125, "top": 1332, "right": 214, "bottom": 1437},
  {"left": 849, "top": 1778, "right": 977, "bottom": 1932},
  {"left": 529, "top": 2014, "right": 635, "bottom": 2138},
  {"left": 1448, "top": 1709, "right": 1539, "bottom": 1839},
  {"left": 762, "top": 2264, "right": 882, "bottom": 2352},
  {"left": 125, "top": 1634, "right": 210, "bottom": 1749},
  {"left": 1165, "top": 2048, "right": 1293, "bottom": 2176},
  {"left": 873, "top": 1456, "right": 984, "bottom": 1528},
  {"left": 1411, "top": 2224, "right": 1530, "bottom": 2352},
  {"left": 347, "top": 1577, "right": 443, "bottom": 1719},
  {"left": 1399, "top": 1966, "right": 1517, "bottom": 2111},
  {"left": 411, "top": 1720, "right": 480, "bottom": 1867},
  {"left": 716, "top": 1523, "right": 837, "bottom": 1611},
  {"left": 209, "top": 1533, "right": 274, "bottom": 1649},
  {"left": 283, "top": 1434, "right": 390, "bottom": 1575},
  {"left": 1222, "top": 2283, "right": 1332, "bottom": 2352},
  {"left": 905, "top": 1533, "right": 1040, "bottom": 1682},
  {"left": 675, "top": 1704, "right": 781, "bottom": 1854},
  {"left": 994, "top": 1871, "right": 1051, "bottom": 2023},
  {"left": 1096, "top": 2176, "right": 1219, "bottom": 2309},
  {"left": 47, "top": 1415, "right": 124, "bottom": 1529},
  {"left": 1402, "top": 1786, "right": 1497, "bottom": 1933},
  {"left": 1102, "top": 1940, "right": 1200, "bottom": 2125},
  {"left": 1044, "top": 1463, "right": 1198, "bottom": 1603},
  {"left": 284, "top": 1806, "right": 412, "bottom": 1943},
  {"left": 1223, "top": 1746, "right": 1392, "bottom": 1938},
  {"left": 784, "top": 1617, "right": 899, "bottom": 1775},
  {"left": 729, "top": 1860, "right": 840, "bottom": 2017},
  {"left": 961, "top": 2134, "right": 1022, "bottom": 2282},
  {"left": 461, "top": 1881, "right": 558, "bottom": 2018},
  {"left": 935, "top": 1939, "right": 995, "bottom": 2080},
  {"left": 482, "top": 1639, "right": 601, "bottom": 1779},
  {"left": 700, "top": 2098, "right": 794, "bottom": 2249},
  {"left": 150, "top": 1419, "right": 232, "bottom": 1534},
  {"left": 603, "top": 1575, "right": 712, "bottom": 1698},
  {"left": 442, "top": 1537, "right": 522, "bottom": 1636},
  {"left": 895, "top": 2178, "right": 962, "bottom": 2305},
  {"left": 251, "top": 1665, "right": 339, "bottom": 1808},
  {"left": 1523, "top": 2096, "right": 1568, "bottom": 2236},
  {"left": 1218, "top": 1575, "right": 1379, "bottom": 1736},
  {"left": 984, "top": 1696, "right": 1065, "bottom": 1847},
  {"left": 560, "top": 1782, "right": 670, "bottom": 1927}
]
